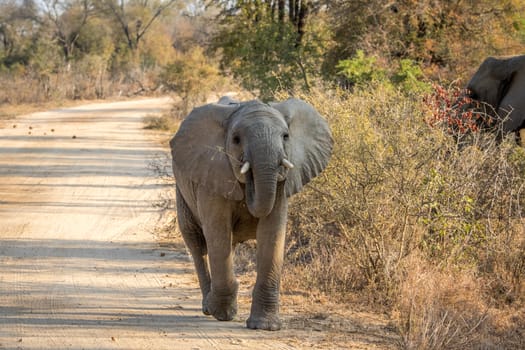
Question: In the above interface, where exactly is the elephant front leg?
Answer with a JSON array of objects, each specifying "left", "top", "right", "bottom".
[
  {"left": 176, "top": 187, "right": 211, "bottom": 315},
  {"left": 201, "top": 201, "right": 239, "bottom": 321},
  {"left": 247, "top": 192, "right": 287, "bottom": 331},
  {"left": 204, "top": 243, "right": 239, "bottom": 321}
]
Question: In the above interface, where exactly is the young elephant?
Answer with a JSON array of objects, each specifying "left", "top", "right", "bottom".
[{"left": 170, "top": 97, "right": 332, "bottom": 330}]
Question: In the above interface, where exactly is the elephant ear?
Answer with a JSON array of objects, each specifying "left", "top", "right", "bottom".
[
  {"left": 170, "top": 102, "right": 243, "bottom": 200},
  {"left": 271, "top": 98, "right": 333, "bottom": 197}
]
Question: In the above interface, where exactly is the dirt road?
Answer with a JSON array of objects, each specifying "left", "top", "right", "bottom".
[
  {"left": 0, "top": 98, "right": 283, "bottom": 349},
  {"left": 0, "top": 98, "right": 397, "bottom": 349}
]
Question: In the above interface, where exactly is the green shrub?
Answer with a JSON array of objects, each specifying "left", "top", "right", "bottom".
[
  {"left": 391, "top": 59, "right": 431, "bottom": 94},
  {"left": 336, "top": 50, "right": 387, "bottom": 87},
  {"left": 160, "top": 47, "right": 222, "bottom": 117},
  {"left": 337, "top": 51, "right": 430, "bottom": 94}
]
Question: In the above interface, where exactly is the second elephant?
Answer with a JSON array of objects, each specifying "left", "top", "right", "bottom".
[{"left": 464, "top": 54, "right": 525, "bottom": 143}]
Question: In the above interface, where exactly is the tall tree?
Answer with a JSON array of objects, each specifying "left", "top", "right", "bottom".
[
  {"left": 42, "top": 0, "right": 94, "bottom": 61},
  {"left": 96, "top": 0, "right": 179, "bottom": 51},
  {"left": 0, "top": 0, "right": 40, "bottom": 66},
  {"left": 213, "top": 0, "right": 326, "bottom": 98}
]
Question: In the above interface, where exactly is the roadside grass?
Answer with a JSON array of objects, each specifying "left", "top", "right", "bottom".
[
  {"left": 0, "top": 102, "right": 68, "bottom": 120},
  {"left": 280, "top": 84, "right": 525, "bottom": 349},
  {"left": 0, "top": 101, "right": 74, "bottom": 129},
  {"left": 0, "top": 99, "right": 112, "bottom": 126},
  {"left": 143, "top": 112, "right": 180, "bottom": 132}
]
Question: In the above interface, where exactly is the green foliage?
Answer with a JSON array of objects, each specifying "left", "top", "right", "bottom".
[
  {"left": 515, "top": 17, "right": 525, "bottom": 43},
  {"left": 76, "top": 17, "right": 115, "bottom": 59},
  {"left": 0, "top": 6, "right": 38, "bottom": 70},
  {"left": 96, "top": 0, "right": 178, "bottom": 52},
  {"left": 213, "top": 1, "right": 329, "bottom": 99},
  {"left": 160, "top": 47, "right": 222, "bottom": 116},
  {"left": 336, "top": 50, "right": 386, "bottom": 87},
  {"left": 215, "top": 16, "right": 291, "bottom": 98},
  {"left": 224, "top": 22, "right": 294, "bottom": 98},
  {"left": 391, "top": 59, "right": 430, "bottom": 94},
  {"left": 337, "top": 51, "right": 430, "bottom": 94},
  {"left": 28, "top": 37, "right": 63, "bottom": 75}
]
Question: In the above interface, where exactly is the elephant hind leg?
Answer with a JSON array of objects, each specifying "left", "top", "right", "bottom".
[{"left": 176, "top": 187, "right": 211, "bottom": 314}]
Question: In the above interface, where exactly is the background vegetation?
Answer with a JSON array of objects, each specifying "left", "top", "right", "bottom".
[
  {"left": 2, "top": 1, "right": 524, "bottom": 348},
  {"left": 285, "top": 85, "right": 524, "bottom": 349}
]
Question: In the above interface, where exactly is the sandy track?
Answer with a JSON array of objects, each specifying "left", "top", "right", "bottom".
[{"left": 0, "top": 98, "right": 301, "bottom": 349}]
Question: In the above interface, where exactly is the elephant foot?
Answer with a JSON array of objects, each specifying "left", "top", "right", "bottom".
[
  {"left": 206, "top": 293, "right": 238, "bottom": 321},
  {"left": 202, "top": 300, "right": 211, "bottom": 315},
  {"left": 246, "top": 313, "right": 282, "bottom": 331},
  {"left": 204, "top": 283, "right": 239, "bottom": 321}
]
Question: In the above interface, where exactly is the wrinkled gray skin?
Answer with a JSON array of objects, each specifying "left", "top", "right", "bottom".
[
  {"left": 465, "top": 55, "right": 525, "bottom": 142},
  {"left": 170, "top": 97, "right": 332, "bottom": 330}
]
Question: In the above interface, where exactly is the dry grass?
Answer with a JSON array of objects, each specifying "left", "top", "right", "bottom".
[
  {"left": 0, "top": 65, "right": 162, "bottom": 106},
  {"left": 0, "top": 99, "right": 98, "bottom": 129},
  {"left": 143, "top": 112, "right": 180, "bottom": 132},
  {"left": 0, "top": 100, "right": 77, "bottom": 117},
  {"left": 279, "top": 84, "right": 525, "bottom": 349},
  {"left": 394, "top": 256, "right": 489, "bottom": 349}
]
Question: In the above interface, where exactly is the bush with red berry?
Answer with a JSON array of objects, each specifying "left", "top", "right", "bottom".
[{"left": 424, "top": 83, "right": 495, "bottom": 135}]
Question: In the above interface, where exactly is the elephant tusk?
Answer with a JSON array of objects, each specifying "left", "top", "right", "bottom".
[
  {"left": 240, "top": 161, "right": 250, "bottom": 174},
  {"left": 282, "top": 158, "right": 294, "bottom": 169}
]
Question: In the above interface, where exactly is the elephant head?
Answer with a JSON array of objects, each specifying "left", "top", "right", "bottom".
[
  {"left": 465, "top": 55, "right": 525, "bottom": 134},
  {"left": 170, "top": 98, "right": 332, "bottom": 218}
]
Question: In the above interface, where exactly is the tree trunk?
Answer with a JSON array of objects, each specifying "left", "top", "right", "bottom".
[{"left": 296, "top": 0, "right": 308, "bottom": 47}]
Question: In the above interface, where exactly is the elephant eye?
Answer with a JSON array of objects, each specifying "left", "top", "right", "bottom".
[
  {"left": 233, "top": 135, "right": 241, "bottom": 145},
  {"left": 283, "top": 133, "right": 289, "bottom": 141}
]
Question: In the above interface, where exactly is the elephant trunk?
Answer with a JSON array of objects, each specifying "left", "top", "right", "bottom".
[{"left": 245, "top": 162, "right": 278, "bottom": 218}]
